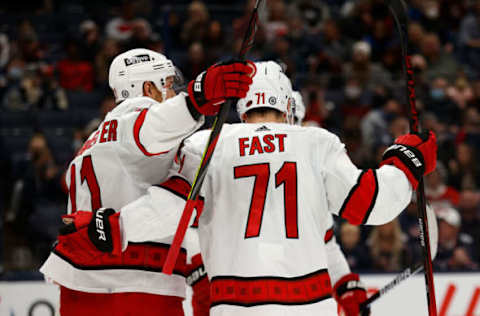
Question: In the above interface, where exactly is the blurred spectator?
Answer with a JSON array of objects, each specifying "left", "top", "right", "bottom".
[
  {"left": 425, "top": 77, "right": 460, "bottom": 125},
  {"left": 448, "top": 142, "right": 480, "bottom": 190},
  {"left": 338, "top": 222, "right": 372, "bottom": 271},
  {"left": 0, "top": 33, "right": 10, "bottom": 71},
  {"left": 15, "top": 19, "right": 45, "bottom": 63},
  {"left": 79, "top": 20, "right": 101, "bottom": 63},
  {"left": 446, "top": 74, "right": 474, "bottom": 110},
  {"left": 264, "top": 0, "right": 289, "bottom": 43},
  {"left": 3, "top": 61, "right": 67, "bottom": 111},
  {"left": 361, "top": 98, "right": 402, "bottom": 151},
  {"left": 343, "top": 41, "right": 392, "bottom": 91},
  {"left": 184, "top": 42, "right": 209, "bottom": 80},
  {"left": 321, "top": 19, "right": 351, "bottom": 63},
  {"left": 125, "top": 19, "right": 153, "bottom": 51},
  {"left": 94, "top": 39, "right": 120, "bottom": 86},
  {"left": 459, "top": 1, "right": 480, "bottom": 71},
  {"left": 181, "top": 1, "right": 210, "bottom": 47},
  {"left": 421, "top": 33, "right": 459, "bottom": 82},
  {"left": 203, "top": 21, "right": 225, "bottom": 61},
  {"left": 105, "top": 0, "right": 151, "bottom": 43},
  {"left": 426, "top": 162, "right": 460, "bottom": 208},
  {"left": 57, "top": 40, "right": 94, "bottom": 92},
  {"left": 368, "top": 219, "right": 412, "bottom": 272},
  {"left": 435, "top": 207, "right": 478, "bottom": 271},
  {"left": 408, "top": 22, "right": 426, "bottom": 54},
  {"left": 7, "top": 133, "right": 65, "bottom": 267}
]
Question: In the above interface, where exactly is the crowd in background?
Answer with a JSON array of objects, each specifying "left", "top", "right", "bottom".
[{"left": 1, "top": 0, "right": 480, "bottom": 277}]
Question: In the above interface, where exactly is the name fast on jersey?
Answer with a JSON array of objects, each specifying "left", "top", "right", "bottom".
[{"left": 238, "top": 133, "right": 287, "bottom": 157}]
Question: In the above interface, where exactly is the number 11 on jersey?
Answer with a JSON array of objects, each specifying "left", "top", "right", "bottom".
[
  {"left": 234, "top": 162, "right": 298, "bottom": 239},
  {"left": 69, "top": 155, "right": 102, "bottom": 213}
]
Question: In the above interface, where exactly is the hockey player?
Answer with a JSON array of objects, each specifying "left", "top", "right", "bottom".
[
  {"left": 53, "top": 61, "right": 436, "bottom": 315},
  {"left": 169, "top": 61, "right": 436, "bottom": 315},
  {"left": 293, "top": 90, "right": 370, "bottom": 316},
  {"left": 39, "top": 48, "right": 254, "bottom": 316}
]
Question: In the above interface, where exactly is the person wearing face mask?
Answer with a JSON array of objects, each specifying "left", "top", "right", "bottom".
[{"left": 426, "top": 77, "right": 460, "bottom": 125}]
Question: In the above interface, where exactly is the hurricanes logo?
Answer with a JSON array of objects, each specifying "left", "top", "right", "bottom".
[
  {"left": 121, "top": 90, "right": 129, "bottom": 98},
  {"left": 268, "top": 96, "right": 277, "bottom": 105}
]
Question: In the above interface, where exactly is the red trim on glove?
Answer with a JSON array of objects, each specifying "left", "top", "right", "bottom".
[{"left": 339, "top": 170, "right": 379, "bottom": 225}]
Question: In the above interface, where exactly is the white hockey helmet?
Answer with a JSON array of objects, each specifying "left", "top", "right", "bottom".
[
  {"left": 292, "top": 91, "right": 306, "bottom": 125},
  {"left": 237, "top": 61, "right": 293, "bottom": 123},
  {"left": 108, "top": 48, "right": 177, "bottom": 103}
]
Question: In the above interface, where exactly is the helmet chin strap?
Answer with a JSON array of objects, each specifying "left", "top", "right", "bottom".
[{"left": 161, "top": 87, "right": 168, "bottom": 101}]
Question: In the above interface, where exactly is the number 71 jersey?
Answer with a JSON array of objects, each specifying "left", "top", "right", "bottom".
[{"left": 175, "top": 122, "right": 411, "bottom": 313}]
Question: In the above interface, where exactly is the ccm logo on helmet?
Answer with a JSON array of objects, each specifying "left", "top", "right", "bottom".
[
  {"left": 124, "top": 54, "right": 151, "bottom": 66},
  {"left": 95, "top": 209, "right": 107, "bottom": 241}
]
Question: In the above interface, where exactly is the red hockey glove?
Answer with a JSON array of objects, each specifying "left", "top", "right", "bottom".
[
  {"left": 333, "top": 273, "right": 370, "bottom": 316},
  {"left": 187, "top": 60, "right": 255, "bottom": 117},
  {"left": 57, "top": 208, "right": 122, "bottom": 259},
  {"left": 380, "top": 130, "right": 437, "bottom": 190},
  {"left": 186, "top": 253, "right": 210, "bottom": 316}
]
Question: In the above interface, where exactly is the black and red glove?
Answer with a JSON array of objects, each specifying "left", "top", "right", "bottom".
[
  {"left": 333, "top": 273, "right": 370, "bottom": 316},
  {"left": 187, "top": 60, "right": 255, "bottom": 117},
  {"left": 380, "top": 130, "right": 437, "bottom": 190},
  {"left": 56, "top": 208, "right": 122, "bottom": 262}
]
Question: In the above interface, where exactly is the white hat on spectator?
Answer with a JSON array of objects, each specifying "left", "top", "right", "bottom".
[
  {"left": 437, "top": 207, "right": 461, "bottom": 228},
  {"left": 353, "top": 41, "right": 371, "bottom": 57}
]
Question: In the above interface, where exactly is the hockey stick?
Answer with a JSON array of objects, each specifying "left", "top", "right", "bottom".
[
  {"left": 361, "top": 204, "right": 438, "bottom": 309},
  {"left": 163, "top": 0, "right": 263, "bottom": 275},
  {"left": 383, "top": 1, "right": 437, "bottom": 314}
]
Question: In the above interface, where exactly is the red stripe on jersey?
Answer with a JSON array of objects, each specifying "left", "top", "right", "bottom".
[
  {"left": 157, "top": 176, "right": 191, "bottom": 200},
  {"left": 339, "top": 170, "right": 378, "bottom": 225},
  {"left": 69, "top": 165, "right": 77, "bottom": 213},
  {"left": 210, "top": 269, "right": 332, "bottom": 307},
  {"left": 324, "top": 227, "right": 334, "bottom": 243},
  {"left": 133, "top": 108, "right": 170, "bottom": 157},
  {"left": 54, "top": 242, "right": 188, "bottom": 277}
]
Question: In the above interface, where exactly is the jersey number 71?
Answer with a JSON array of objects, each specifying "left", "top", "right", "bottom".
[{"left": 234, "top": 162, "right": 298, "bottom": 239}]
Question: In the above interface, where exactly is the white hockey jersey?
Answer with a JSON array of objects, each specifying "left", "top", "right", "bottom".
[
  {"left": 118, "top": 122, "right": 413, "bottom": 315},
  {"left": 40, "top": 93, "right": 203, "bottom": 297},
  {"left": 176, "top": 122, "right": 412, "bottom": 315}
]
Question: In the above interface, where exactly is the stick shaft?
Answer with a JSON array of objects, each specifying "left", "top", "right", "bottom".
[
  {"left": 387, "top": 1, "right": 437, "bottom": 314},
  {"left": 361, "top": 264, "right": 423, "bottom": 309}
]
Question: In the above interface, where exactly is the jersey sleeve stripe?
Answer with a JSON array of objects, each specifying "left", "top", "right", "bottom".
[
  {"left": 133, "top": 108, "right": 170, "bottom": 157},
  {"left": 324, "top": 226, "right": 334, "bottom": 243},
  {"left": 338, "top": 169, "right": 379, "bottom": 225},
  {"left": 154, "top": 176, "right": 191, "bottom": 201}
]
